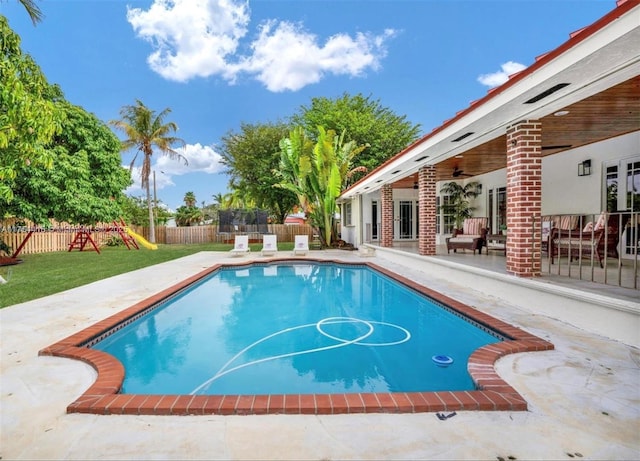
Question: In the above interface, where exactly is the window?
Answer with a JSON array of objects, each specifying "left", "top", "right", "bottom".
[
  {"left": 605, "top": 157, "right": 640, "bottom": 212},
  {"left": 625, "top": 160, "right": 640, "bottom": 212},
  {"left": 437, "top": 195, "right": 455, "bottom": 235},
  {"left": 343, "top": 202, "right": 352, "bottom": 226},
  {"left": 488, "top": 186, "right": 507, "bottom": 233},
  {"left": 606, "top": 165, "right": 619, "bottom": 212}
]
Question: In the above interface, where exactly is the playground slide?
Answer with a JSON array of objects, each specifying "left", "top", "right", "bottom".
[{"left": 125, "top": 228, "right": 158, "bottom": 250}]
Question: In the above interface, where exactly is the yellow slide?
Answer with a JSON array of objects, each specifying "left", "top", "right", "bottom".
[{"left": 125, "top": 228, "right": 158, "bottom": 250}]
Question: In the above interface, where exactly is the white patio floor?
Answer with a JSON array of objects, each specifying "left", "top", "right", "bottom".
[{"left": 1, "top": 250, "right": 639, "bottom": 460}]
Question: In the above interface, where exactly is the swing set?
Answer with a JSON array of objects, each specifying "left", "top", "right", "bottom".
[{"left": 8, "top": 218, "right": 142, "bottom": 259}]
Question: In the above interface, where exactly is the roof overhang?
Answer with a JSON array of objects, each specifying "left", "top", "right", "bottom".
[{"left": 341, "top": 0, "right": 640, "bottom": 199}]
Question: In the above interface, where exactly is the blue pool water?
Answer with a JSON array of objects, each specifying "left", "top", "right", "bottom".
[{"left": 93, "top": 263, "right": 502, "bottom": 395}]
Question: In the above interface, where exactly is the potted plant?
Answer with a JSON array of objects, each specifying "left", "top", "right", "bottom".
[
  {"left": 439, "top": 181, "right": 482, "bottom": 231},
  {"left": 500, "top": 224, "right": 507, "bottom": 235}
]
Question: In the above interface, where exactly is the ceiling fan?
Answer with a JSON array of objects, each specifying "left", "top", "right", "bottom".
[{"left": 452, "top": 166, "right": 473, "bottom": 178}]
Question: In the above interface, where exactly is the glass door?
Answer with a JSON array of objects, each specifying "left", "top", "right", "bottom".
[
  {"left": 393, "top": 200, "right": 417, "bottom": 239},
  {"left": 604, "top": 157, "right": 640, "bottom": 257},
  {"left": 398, "top": 200, "right": 413, "bottom": 239},
  {"left": 488, "top": 187, "right": 507, "bottom": 234},
  {"left": 371, "top": 201, "right": 378, "bottom": 241}
]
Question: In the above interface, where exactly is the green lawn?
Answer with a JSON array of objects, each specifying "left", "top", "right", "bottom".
[{"left": 0, "top": 242, "right": 294, "bottom": 308}]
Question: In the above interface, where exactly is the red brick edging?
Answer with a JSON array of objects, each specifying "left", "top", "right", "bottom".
[{"left": 39, "top": 258, "right": 554, "bottom": 415}]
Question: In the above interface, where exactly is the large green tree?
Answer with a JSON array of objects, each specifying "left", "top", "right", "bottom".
[
  {"left": 219, "top": 121, "right": 297, "bottom": 223},
  {"left": 290, "top": 93, "right": 421, "bottom": 183},
  {"left": 277, "top": 127, "right": 366, "bottom": 246},
  {"left": 0, "top": 16, "right": 64, "bottom": 203},
  {"left": 110, "top": 100, "right": 185, "bottom": 243},
  {"left": 6, "top": 100, "right": 131, "bottom": 224}
]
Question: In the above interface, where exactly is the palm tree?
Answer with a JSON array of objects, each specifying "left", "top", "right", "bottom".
[
  {"left": 439, "top": 181, "right": 482, "bottom": 230},
  {"left": 175, "top": 205, "right": 202, "bottom": 227},
  {"left": 110, "top": 100, "right": 186, "bottom": 243},
  {"left": 8, "top": 0, "right": 44, "bottom": 24},
  {"left": 183, "top": 191, "right": 196, "bottom": 208}
]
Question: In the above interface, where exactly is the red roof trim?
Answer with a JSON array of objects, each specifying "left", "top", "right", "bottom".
[{"left": 341, "top": 0, "right": 639, "bottom": 196}]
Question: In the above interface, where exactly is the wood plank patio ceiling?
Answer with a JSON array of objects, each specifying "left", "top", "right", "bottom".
[{"left": 390, "top": 76, "right": 640, "bottom": 186}]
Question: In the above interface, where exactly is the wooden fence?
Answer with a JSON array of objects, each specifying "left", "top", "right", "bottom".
[
  {"left": 0, "top": 221, "right": 313, "bottom": 256},
  {"left": 149, "top": 224, "right": 313, "bottom": 245}
]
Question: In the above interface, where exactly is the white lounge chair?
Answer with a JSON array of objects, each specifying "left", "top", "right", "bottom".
[
  {"left": 260, "top": 234, "right": 278, "bottom": 256},
  {"left": 230, "top": 235, "right": 250, "bottom": 256},
  {"left": 293, "top": 235, "right": 309, "bottom": 256}
]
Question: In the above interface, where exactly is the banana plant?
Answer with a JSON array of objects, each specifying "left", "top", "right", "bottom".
[{"left": 276, "top": 126, "right": 367, "bottom": 246}]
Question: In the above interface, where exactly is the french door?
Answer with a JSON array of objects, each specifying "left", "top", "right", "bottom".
[
  {"left": 605, "top": 156, "right": 640, "bottom": 256},
  {"left": 394, "top": 200, "right": 418, "bottom": 240}
]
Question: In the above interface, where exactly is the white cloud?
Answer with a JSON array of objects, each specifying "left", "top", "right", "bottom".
[
  {"left": 127, "top": 0, "right": 250, "bottom": 82},
  {"left": 124, "top": 143, "right": 224, "bottom": 194},
  {"left": 127, "top": 0, "right": 396, "bottom": 91},
  {"left": 243, "top": 22, "right": 395, "bottom": 92},
  {"left": 477, "top": 61, "right": 527, "bottom": 88},
  {"left": 159, "top": 143, "right": 225, "bottom": 175},
  {"left": 125, "top": 165, "right": 175, "bottom": 195}
]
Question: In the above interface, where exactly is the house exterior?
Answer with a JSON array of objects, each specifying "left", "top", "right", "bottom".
[{"left": 338, "top": 0, "right": 639, "bottom": 279}]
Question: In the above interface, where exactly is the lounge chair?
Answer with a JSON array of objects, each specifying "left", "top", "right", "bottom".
[
  {"left": 293, "top": 235, "right": 309, "bottom": 256},
  {"left": 445, "top": 217, "right": 488, "bottom": 254},
  {"left": 230, "top": 235, "right": 250, "bottom": 256},
  {"left": 260, "top": 234, "right": 278, "bottom": 256}
]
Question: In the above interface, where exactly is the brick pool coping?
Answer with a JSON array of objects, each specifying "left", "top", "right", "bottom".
[{"left": 39, "top": 258, "right": 554, "bottom": 416}]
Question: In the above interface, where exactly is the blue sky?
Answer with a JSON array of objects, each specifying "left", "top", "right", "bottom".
[{"left": 2, "top": 0, "right": 613, "bottom": 211}]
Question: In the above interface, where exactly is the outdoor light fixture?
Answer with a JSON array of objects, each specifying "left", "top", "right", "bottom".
[{"left": 578, "top": 159, "right": 592, "bottom": 177}]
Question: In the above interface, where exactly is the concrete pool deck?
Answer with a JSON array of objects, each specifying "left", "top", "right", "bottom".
[{"left": 1, "top": 250, "right": 639, "bottom": 460}]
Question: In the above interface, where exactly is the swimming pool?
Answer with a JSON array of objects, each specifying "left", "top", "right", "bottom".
[
  {"left": 40, "top": 258, "right": 554, "bottom": 415},
  {"left": 92, "top": 263, "right": 502, "bottom": 396}
]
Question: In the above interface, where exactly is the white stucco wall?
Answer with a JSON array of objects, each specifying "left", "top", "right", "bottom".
[
  {"left": 541, "top": 131, "right": 639, "bottom": 215},
  {"left": 339, "top": 197, "right": 361, "bottom": 245}
]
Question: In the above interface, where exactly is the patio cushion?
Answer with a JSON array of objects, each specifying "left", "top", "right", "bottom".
[
  {"left": 555, "top": 237, "right": 598, "bottom": 248},
  {"left": 463, "top": 218, "right": 486, "bottom": 235},
  {"left": 449, "top": 237, "right": 478, "bottom": 243},
  {"left": 594, "top": 212, "right": 607, "bottom": 231},
  {"left": 558, "top": 215, "right": 578, "bottom": 230}
]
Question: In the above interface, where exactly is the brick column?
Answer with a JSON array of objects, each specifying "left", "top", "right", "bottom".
[
  {"left": 380, "top": 184, "right": 393, "bottom": 247},
  {"left": 418, "top": 165, "right": 436, "bottom": 256},
  {"left": 506, "top": 120, "right": 542, "bottom": 277}
]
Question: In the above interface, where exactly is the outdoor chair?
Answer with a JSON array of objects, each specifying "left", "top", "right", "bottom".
[
  {"left": 229, "top": 235, "right": 250, "bottom": 256},
  {"left": 293, "top": 235, "right": 309, "bottom": 256},
  {"left": 542, "top": 215, "right": 578, "bottom": 255},
  {"left": 445, "top": 217, "right": 488, "bottom": 254},
  {"left": 598, "top": 213, "right": 630, "bottom": 259},
  {"left": 549, "top": 212, "right": 629, "bottom": 268},
  {"left": 260, "top": 234, "right": 278, "bottom": 256}
]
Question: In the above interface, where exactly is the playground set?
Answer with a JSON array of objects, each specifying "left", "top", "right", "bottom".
[{"left": 6, "top": 218, "right": 156, "bottom": 261}]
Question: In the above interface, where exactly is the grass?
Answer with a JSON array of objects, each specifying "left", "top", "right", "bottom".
[{"left": 0, "top": 242, "right": 294, "bottom": 308}]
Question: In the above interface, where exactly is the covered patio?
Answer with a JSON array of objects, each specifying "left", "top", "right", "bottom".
[{"left": 338, "top": 0, "right": 640, "bottom": 291}]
